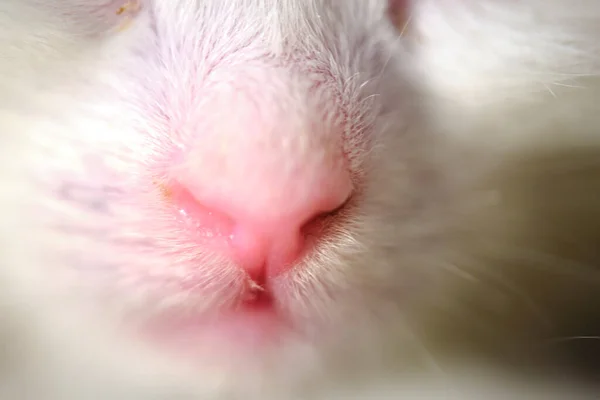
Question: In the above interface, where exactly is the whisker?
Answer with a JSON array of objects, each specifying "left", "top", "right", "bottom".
[
  {"left": 398, "top": 315, "right": 449, "bottom": 380},
  {"left": 550, "top": 81, "right": 586, "bottom": 89},
  {"left": 473, "top": 242, "right": 600, "bottom": 283},
  {"left": 543, "top": 83, "right": 558, "bottom": 98},
  {"left": 376, "top": 16, "right": 409, "bottom": 83},
  {"left": 398, "top": 12, "right": 413, "bottom": 39},
  {"left": 439, "top": 255, "right": 554, "bottom": 330}
]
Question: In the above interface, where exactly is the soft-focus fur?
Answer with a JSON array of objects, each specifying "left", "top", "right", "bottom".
[{"left": 1, "top": 0, "right": 600, "bottom": 399}]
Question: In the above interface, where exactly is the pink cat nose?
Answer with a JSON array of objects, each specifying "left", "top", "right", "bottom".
[
  {"left": 162, "top": 164, "right": 353, "bottom": 279},
  {"left": 224, "top": 181, "right": 352, "bottom": 278}
]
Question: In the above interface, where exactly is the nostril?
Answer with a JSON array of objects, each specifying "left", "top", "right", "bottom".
[
  {"left": 300, "top": 192, "right": 353, "bottom": 238},
  {"left": 154, "top": 178, "right": 236, "bottom": 240}
]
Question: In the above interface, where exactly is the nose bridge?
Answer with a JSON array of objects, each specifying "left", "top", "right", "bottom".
[{"left": 192, "top": 64, "right": 345, "bottom": 209}]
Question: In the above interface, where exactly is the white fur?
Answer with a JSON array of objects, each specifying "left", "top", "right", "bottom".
[{"left": 1, "top": 0, "right": 600, "bottom": 398}]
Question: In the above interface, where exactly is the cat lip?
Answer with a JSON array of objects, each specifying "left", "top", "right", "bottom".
[
  {"left": 135, "top": 276, "right": 288, "bottom": 339},
  {"left": 240, "top": 281, "right": 273, "bottom": 305},
  {"left": 138, "top": 293, "right": 290, "bottom": 359}
]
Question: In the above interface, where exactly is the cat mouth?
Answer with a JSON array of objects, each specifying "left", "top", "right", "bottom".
[
  {"left": 135, "top": 278, "right": 294, "bottom": 357},
  {"left": 239, "top": 279, "right": 274, "bottom": 308}
]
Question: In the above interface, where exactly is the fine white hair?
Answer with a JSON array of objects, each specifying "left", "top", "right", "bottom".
[{"left": 1, "top": 1, "right": 600, "bottom": 399}]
